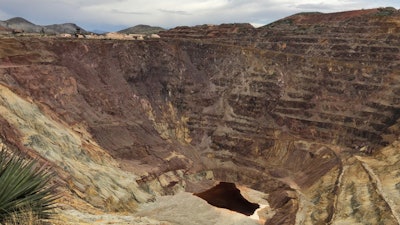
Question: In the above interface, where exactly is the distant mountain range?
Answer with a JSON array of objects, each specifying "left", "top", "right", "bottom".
[
  {"left": 0, "top": 17, "right": 165, "bottom": 35},
  {"left": 0, "top": 17, "right": 87, "bottom": 34},
  {"left": 117, "top": 25, "right": 165, "bottom": 35}
]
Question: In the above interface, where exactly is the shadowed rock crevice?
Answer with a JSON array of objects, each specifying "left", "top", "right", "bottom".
[{"left": 194, "top": 182, "right": 259, "bottom": 216}]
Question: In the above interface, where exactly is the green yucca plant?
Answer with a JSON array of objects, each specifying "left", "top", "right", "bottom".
[{"left": 0, "top": 150, "right": 58, "bottom": 223}]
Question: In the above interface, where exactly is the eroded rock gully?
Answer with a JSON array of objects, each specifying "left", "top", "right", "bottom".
[{"left": 0, "top": 8, "right": 400, "bottom": 225}]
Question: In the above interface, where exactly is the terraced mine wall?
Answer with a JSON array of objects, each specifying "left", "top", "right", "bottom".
[{"left": 0, "top": 7, "right": 400, "bottom": 225}]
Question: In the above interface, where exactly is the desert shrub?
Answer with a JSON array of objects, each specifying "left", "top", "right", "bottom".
[
  {"left": 376, "top": 7, "right": 397, "bottom": 16},
  {"left": 0, "top": 150, "right": 58, "bottom": 224},
  {"left": 2, "top": 205, "right": 42, "bottom": 225}
]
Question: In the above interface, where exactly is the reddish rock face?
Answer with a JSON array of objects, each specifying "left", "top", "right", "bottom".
[{"left": 1, "top": 8, "right": 400, "bottom": 224}]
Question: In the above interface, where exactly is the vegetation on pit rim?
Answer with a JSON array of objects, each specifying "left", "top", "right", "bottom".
[{"left": 375, "top": 7, "right": 397, "bottom": 16}]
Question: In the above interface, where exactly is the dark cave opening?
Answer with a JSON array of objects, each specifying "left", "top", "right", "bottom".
[{"left": 194, "top": 182, "right": 259, "bottom": 216}]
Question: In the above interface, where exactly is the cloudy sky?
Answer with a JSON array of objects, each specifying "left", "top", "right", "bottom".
[{"left": 0, "top": 0, "right": 399, "bottom": 32}]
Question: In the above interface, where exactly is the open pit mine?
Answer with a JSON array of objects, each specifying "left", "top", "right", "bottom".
[{"left": 1, "top": 7, "right": 400, "bottom": 225}]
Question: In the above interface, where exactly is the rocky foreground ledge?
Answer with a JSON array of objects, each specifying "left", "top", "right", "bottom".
[{"left": 0, "top": 7, "right": 400, "bottom": 225}]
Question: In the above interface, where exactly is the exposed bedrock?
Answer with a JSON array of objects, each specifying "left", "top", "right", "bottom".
[{"left": 0, "top": 8, "right": 400, "bottom": 224}]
